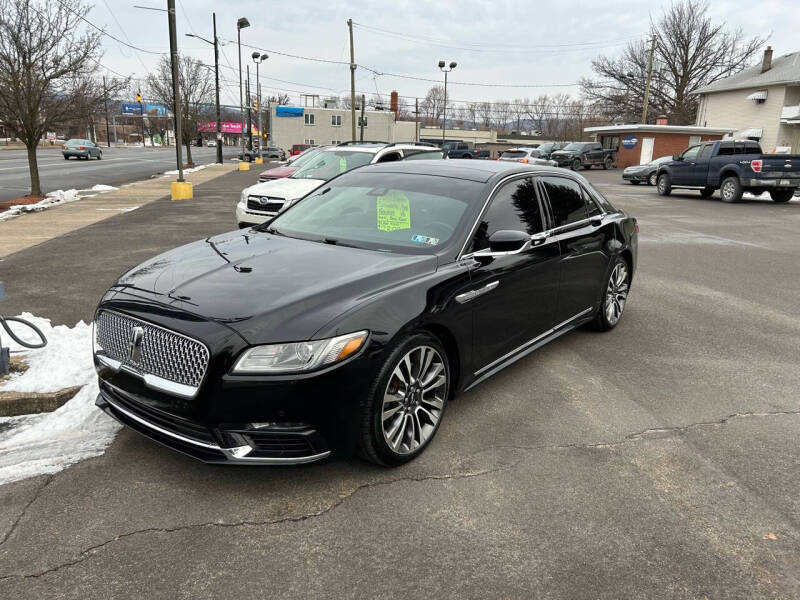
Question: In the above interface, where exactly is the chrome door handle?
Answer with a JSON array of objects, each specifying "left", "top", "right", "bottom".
[{"left": 456, "top": 281, "right": 499, "bottom": 304}]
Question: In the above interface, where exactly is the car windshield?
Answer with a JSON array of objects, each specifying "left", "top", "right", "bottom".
[
  {"left": 290, "top": 150, "right": 374, "bottom": 181},
  {"left": 289, "top": 147, "right": 325, "bottom": 168},
  {"left": 266, "top": 171, "right": 483, "bottom": 254},
  {"left": 560, "top": 143, "right": 586, "bottom": 151}
]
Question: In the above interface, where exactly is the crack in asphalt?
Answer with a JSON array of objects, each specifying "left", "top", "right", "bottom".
[
  {"left": 6, "top": 460, "right": 521, "bottom": 581},
  {"left": 1, "top": 408, "right": 797, "bottom": 583},
  {"left": 0, "top": 474, "right": 55, "bottom": 548}
]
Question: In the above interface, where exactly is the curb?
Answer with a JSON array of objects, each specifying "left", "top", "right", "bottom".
[{"left": 0, "top": 385, "right": 82, "bottom": 417}]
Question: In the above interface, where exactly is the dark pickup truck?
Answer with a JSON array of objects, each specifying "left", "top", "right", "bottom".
[
  {"left": 656, "top": 140, "right": 800, "bottom": 203},
  {"left": 551, "top": 142, "right": 616, "bottom": 170},
  {"left": 442, "top": 142, "right": 490, "bottom": 159}
]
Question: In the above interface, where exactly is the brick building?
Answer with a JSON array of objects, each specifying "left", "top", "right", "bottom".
[{"left": 584, "top": 123, "right": 733, "bottom": 168}]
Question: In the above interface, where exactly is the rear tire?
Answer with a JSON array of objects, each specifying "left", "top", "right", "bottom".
[
  {"left": 657, "top": 173, "right": 672, "bottom": 196},
  {"left": 648, "top": 172, "right": 657, "bottom": 186},
  {"left": 590, "top": 256, "right": 630, "bottom": 332},
  {"left": 358, "top": 333, "right": 450, "bottom": 467},
  {"left": 603, "top": 157, "right": 613, "bottom": 170},
  {"left": 571, "top": 159, "right": 581, "bottom": 171},
  {"left": 770, "top": 189, "right": 794, "bottom": 203},
  {"left": 699, "top": 187, "right": 714, "bottom": 198},
  {"left": 720, "top": 176, "right": 743, "bottom": 203}
]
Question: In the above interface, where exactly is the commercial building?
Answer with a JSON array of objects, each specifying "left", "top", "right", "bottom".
[
  {"left": 268, "top": 104, "right": 417, "bottom": 150},
  {"left": 584, "top": 121, "right": 732, "bottom": 168},
  {"left": 694, "top": 46, "right": 800, "bottom": 152}
]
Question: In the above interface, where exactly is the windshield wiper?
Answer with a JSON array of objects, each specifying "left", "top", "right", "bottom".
[{"left": 322, "top": 237, "right": 363, "bottom": 249}]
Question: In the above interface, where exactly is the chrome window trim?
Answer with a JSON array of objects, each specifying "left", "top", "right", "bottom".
[
  {"left": 474, "top": 307, "right": 593, "bottom": 376},
  {"left": 94, "top": 309, "right": 211, "bottom": 398}
]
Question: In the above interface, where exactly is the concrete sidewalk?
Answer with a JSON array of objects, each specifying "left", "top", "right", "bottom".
[{"left": 0, "top": 163, "right": 237, "bottom": 258}]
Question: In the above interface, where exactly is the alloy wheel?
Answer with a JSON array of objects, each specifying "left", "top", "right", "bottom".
[
  {"left": 381, "top": 345, "right": 447, "bottom": 455},
  {"left": 722, "top": 181, "right": 735, "bottom": 201},
  {"left": 604, "top": 262, "right": 629, "bottom": 326},
  {"left": 648, "top": 173, "right": 657, "bottom": 186}
]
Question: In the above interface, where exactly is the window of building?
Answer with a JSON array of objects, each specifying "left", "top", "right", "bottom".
[
  {"left": 541, "top": 176, "right": 589, "bottom": 228},
  {"left": 304, "top": 138, "right": 315, "bottom": 145},
  {"left": 304, "top": 113, "right": 315, "bottom": 125},
  {"left": 331, "top": 115, "right": 342, "bottom": 127},
  {"left": 358, "top": 116, "right": 368, "bottom": 127},
  {"left": 602, "top": 135, "right": 620, "bottom": 150},
  {"left": 688, "top": 135, "right": 701, "bottom": 146}
]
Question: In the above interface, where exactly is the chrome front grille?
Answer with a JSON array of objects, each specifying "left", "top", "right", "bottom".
[
  {"left": 95, "top": 310, "right": 210, "bottom": 390},
  {"left": 247, "top": 195, "right": 285, "bottom": 213}
]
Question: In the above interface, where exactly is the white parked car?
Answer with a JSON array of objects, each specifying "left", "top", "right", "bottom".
[
  {"left": 207, "top": 140, "right": 217, "bottom": 147},
  {"left": 499, "top": 147, "right": 556, "bottom": 166},
  {"left": 236, "top": 142, "right": 443, "bottom": 227}
]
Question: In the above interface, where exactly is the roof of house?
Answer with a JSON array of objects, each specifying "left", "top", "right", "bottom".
[
  {"left": 584, "top": 124, "right": 734, "bottom": 135},
  {"left": 693, "top": 51, "right": 800, "bottom": 94}
]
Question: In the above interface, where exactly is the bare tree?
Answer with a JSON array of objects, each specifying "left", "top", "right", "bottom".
[
  {"left": 493, "top": 100, "right": 513, "bottom": 133},
  {"left": 476, "top": 102, "right": 493, "bottom": 128},
  {"left": 0, "top": 0, "right": 126, "bottom": 196},
  {"left": 526, "top": 95, "right": 551, "bottom": 135},
  {"left": 147, "top": 54, "right": 214, "bottom": 166},
  {"left": 580, "top": 0, "right": 766, "bottom": 124},
  {"left": 510, "top": 98, "right": 529, "bottom": 132},
  {"left": 420, "top": 85, "right": 447, "bottom": 126}
]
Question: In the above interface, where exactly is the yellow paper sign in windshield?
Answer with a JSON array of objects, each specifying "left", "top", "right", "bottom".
[
  {"left": 339, "top": 157, "right": 347, "bottom": 172},
  {"left": 376, "top": 192, "right": 411, "bottom": 232}
]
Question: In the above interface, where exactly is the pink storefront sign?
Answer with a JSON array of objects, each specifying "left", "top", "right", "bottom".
[{"left": 197, "top": 121, "right": 258, "bottom": 134}]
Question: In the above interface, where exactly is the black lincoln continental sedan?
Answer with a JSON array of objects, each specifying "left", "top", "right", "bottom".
[{"left": 94, "top": 161, "right": 637, "bottom": 466}]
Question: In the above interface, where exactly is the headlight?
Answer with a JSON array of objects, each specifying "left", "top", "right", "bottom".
[
  {"left": 240, "top": 190, "right": 248, "bottom": 204},
  {"left": 231, "top": 330, "right": 368, "bottom": 374},
  {"left": 92, "top": 320, "right": 102, "bottom": 353}
]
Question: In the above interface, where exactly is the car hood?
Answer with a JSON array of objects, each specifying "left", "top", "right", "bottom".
[
  {"left": 259, "top": 165, "right": 297, "bottom": 179},
  {"left": 111, "top": 230, "right": 437, "bottom": 343},
  {"left": 551, "top": 150, "right": 576, "bottom": 157},
  {"left": 242, "top": 177, "right": 324, "bottom": 201}
]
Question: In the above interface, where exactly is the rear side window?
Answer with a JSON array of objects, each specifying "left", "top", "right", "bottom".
[{"left": 541, "top": 177, "right": 587, "bottom": 227}]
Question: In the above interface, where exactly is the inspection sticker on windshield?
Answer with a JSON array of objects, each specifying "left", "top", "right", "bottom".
[
  {"left": 339, "top": 157, "right": 347, "bottom": 173},
  {"left": 376, "top": 192, "right": 411, "bottom": 231},
  {"left": 411, "top": 234, "right": 439, "bottom": 246}
]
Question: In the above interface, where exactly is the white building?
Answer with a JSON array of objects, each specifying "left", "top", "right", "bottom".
[
  {"left": 694, "top": 47, "right": 800, "bottom": 152},
  {"left": 268, "top": 104, "right": 417, "bottom": 150}
]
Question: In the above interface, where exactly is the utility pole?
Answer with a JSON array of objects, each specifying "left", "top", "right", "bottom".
[
  {"left": 348, "top": 19, "right": 356, "bottom": 142},
  {"left": 167, "top": 0, "right": 184, "bottom": 181},
  {"left": 359, "top": 94, "right": 365, "bottom": 142},
  {"left": 246, "top": 64, "right": 253, "bottom": 151},
  {"left": 415, "top": 97, "right": 419, "bottom": 142},
  {"left": 641, "top": 34, "right": 657, "bottom": 124},
  {"left": 102, "top": 76, "right": 111, "bottom": 148},
  {"left": 213, "top": 13, "right": 222, "bottom": 164}
]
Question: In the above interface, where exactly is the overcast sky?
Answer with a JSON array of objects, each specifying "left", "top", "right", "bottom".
[{"left": 96, "top": 0, "right": 797, "bottom": 107}]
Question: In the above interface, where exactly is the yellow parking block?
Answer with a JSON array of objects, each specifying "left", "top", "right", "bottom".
[
  {"left": 171, "top": 181, "right": 193, "bottom": 200},
  {"left": 254, "top": 157, "right": 263, "bottom": 164},
  {"left": 239, "top": 161, "right": 250, "bottom": 171}
]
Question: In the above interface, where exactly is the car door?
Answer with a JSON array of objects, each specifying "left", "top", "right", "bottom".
[
  {"left": 686, "top": 143, "right": 713, "bottom": 186},
  {"left": 539, "top": 175, "right": 613, "bottom": 325},
  {"left": 586, "top": 143, "right": 602, "bottom": 164},
  {"left": 670, "top": 145, "right": 701, "bottom": 185},
  {"left": 463, "top": 176, "right": 561, "bottom": 369}
]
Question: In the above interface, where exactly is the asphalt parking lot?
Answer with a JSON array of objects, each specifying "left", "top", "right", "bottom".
[{"left": 1, "top": 166, "right": 799, "bottom": 599}]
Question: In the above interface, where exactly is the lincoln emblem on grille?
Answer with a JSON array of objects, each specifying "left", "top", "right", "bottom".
[{"left": 127, "top": 326, "right": 144, "bottom": 363}]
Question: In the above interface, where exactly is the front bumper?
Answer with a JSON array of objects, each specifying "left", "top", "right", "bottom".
[
  {"left": 622, "top": 171, "right": 648, "bottom": 181},
  {"left": 97, "top": 383, "right": 332, "bottom": 465},
  {"left": 236, "top": 200, "right": 275, "bottom": 226},
  {"left": 551, "top": 155, "right": 576, "bottom": 166}
]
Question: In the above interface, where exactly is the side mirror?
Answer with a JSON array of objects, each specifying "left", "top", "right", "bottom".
[
  {"left": 488, "top": 230, "right": 529, "bottom": 252},
  {"left": 672, "top": 153, "right": 681, "bottom": 161}
]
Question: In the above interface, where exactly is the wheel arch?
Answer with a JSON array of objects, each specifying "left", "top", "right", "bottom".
[{"left": 413, "top": 323, "right": 461, "bottom": 396}]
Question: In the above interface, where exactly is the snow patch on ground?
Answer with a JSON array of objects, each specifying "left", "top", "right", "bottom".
[
  {"left": 0, "top": 314, "right": 120, "bottom": 486},
  {"left": 164, "top": 163, "right": 208, "bottom": 175},
  {"left": 0, "top": 185, "right": 119, "bottom": 222}
]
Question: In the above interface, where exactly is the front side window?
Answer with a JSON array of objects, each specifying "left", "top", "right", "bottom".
[
  {"left": 268, "top": 172, "right": 481, "bottom": 254},
  {"left": 469, "top": 177, "right": 543, "bottom": 252},
  {"left": 304, "top": 113, "right": 315, "bottom": 125},
  {"left": 541, "top": 176, "right": 588, "bottom": 228},
  {"left": 331, "top": 115, "right": 342, "bottom": 126},
  {"left": 682, "top": 145, "right": 701, "bottom": 161}
]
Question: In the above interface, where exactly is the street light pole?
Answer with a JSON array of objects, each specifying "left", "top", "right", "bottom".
[
  {"left": 252, "top": 53, "right": 267, "bottom": 161},
  {"left": 438, "top": 60, "right": 457, "bottom": 147},
  {"left": 236, "top": 17, "right": 250, "bottom": 157},
  {"left": 246, "top": 64, "right": 252, "bottom": 152},
  {"left": 185, "top": 16, "right": 222, "bottom": 164}
]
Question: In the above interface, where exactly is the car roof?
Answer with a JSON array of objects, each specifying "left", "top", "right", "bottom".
[{"left": 357, "top": 159, "right": 565, "bottom": 183}]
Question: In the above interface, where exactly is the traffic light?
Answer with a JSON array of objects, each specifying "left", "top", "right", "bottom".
[{"left": 136, "top": 92, "right": 142, "bottom": 103}]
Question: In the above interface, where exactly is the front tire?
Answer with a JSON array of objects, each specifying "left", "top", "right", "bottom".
[
  {"left": 359, "top": 333, "right": 449, "bottom": 466},
  {"left": 657, "top": 173, "right": 672, "bottom": 196},
  {"left": 720, "top": 176, "right": 743, "bottom": 203},
  {"left": 590, "top": 257, "right": 630, "bottom": 331},
  {"left": 571, "top": 159, "right": 581, "bottom": 171},
  {"left": 770, "top": 189, "right": 794, "bottom": 203}
]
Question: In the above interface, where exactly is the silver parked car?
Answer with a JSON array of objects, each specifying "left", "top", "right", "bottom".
[
  {"left": 62, "top": 139, "right": 103, "bottom": 160},
  {"left": 499, "top": 147, "right": 556, "bottom": 166}
]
